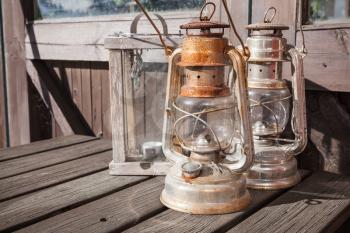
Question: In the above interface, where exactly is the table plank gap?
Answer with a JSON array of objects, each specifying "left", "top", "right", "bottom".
[
  {"left": 0, "top": 171, "right": 150, "bottom": 232},
  {"left": 17, "top": 177, "right": 167, "bottom": 233},
  {"left": 122, "top": 170, "right": 310, "bottom": 233},
  {"left": 0, "top": 139, "right": 112, "bottom": 179},
  {"left": 0, "top": 150, "right": 112, "bottom": 202},
  {"left": 227, "top": 171, "right": 350, "bottom": 233},
  {"left": 0, "top": 135, "right": 97, "bottom": 162}
]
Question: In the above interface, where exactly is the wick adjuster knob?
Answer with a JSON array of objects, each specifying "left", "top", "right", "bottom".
[{"left": 181, "top": 161, "right": 202, "bottom": 179}]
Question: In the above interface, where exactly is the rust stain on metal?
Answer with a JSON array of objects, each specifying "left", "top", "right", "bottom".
[{"left": 178, "top": 37, "right": 228, "bottom": 67}]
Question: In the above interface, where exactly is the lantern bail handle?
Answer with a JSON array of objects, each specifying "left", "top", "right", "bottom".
[
  {"left": 264, "top": 6, "right": 277, "bottom": 23},
  {"left": 199, "top": 2, "right": 216, "bottom": 21},
  {"left": 133, "top": 0, "right": 173, "bottom": 56}
]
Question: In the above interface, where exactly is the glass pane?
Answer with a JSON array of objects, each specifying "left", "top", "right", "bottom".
[
  {"left": 309, "top": 0, "right": 350, "bottom": 22},
  {"left": 35, "top": 0, "right": 205, "bottom": 19}
]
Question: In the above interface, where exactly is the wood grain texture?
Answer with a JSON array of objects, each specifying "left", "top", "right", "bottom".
[
  {"left": 17, "top": 177, "right": 165, "bottom": 233},
  {"left": 109, "top": 50, "right": 126, "bottom": 162},
  {"left": 81, "top": 62, "right": 92, "bottom": 127},
  {"left": 27, "top": 60, "right": 94, "bottom": 136},
  {"left": 101, "top": 63, "right": 112, "bottom": 139},
  {"left": 0, "top": 139, "right": 111, "bottom": 179},
  {"left": 0, "top": 135, "right": 96, "bottom": 162},
  {"left": 2, "top": 0, "right": 30, "bottom": 146},
  {"left": 0, "top": 171, "right": 148, "bottom": 232},
  {"left": 296, "top": 29, "right": 350, "bottom": 92},
  {"left": 0, "top": 150, "right": 111, "bottom": 201},
  {"left": 124, "top": 171, "right": 310, "bottom": 233},
  {"left": 0, "top": 19, "right": 6, "bottom": 148},
  {"left": 91, "top": 63, "right": 103, "bottom": 137},
  {"left": 227, "top": 172, "right": 350, "bottom": 233},
  {"left": 27, "top": 60, "right": 74, "bottom": 135}
]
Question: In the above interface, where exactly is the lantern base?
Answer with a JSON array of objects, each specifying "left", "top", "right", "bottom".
[
  {"left": 160, "top": 162, "right": 251, "bottom": 214},
  {"left": 246, "top": 156, "right": 300, "bottom": 190}
]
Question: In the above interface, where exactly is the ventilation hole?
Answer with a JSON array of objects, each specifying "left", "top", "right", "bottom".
[
  {"left": 197, "top": 75, "right": 200, "bottom": 79},
  {"left": 212, "top": 75, "right": 216, "bottom": 79},
  {"left": 273, "top": 70, "right": 275, "bottom": 73},
  {"left": 100, "top": 218, "right": 107, "bottom": 222},
  {"left": 259, "top": 69, "right": 263, "bottom": 72},
  {"left": 249, "top": 69, "right": 252, "bottom": 71}
]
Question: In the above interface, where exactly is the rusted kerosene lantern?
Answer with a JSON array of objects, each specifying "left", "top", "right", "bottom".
[
  {"left": 244, "top": 7, "right": 307, "bottom": 190},
  {"left": 160, "top": 2, "right": 255, "bottom": 214}
]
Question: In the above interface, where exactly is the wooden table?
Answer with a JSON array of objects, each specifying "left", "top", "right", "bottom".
[{"left": 0, "top": 135, "right": 350, "bottom": 233}]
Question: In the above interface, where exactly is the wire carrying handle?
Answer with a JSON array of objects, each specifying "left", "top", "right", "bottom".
[
  {"left": 264, "top": 6, "right": 277, "bottom": 23},
  {"left": 200, "top": 2, "right": 216, "bottom": 21},
  {"left": 221, "top": 0, "right": 249, "bottom": 57},
  {"left": 133, "top": 0, "right": 173, "bottom": 56}
]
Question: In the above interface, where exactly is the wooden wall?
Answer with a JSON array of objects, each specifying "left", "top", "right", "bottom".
[
  {"left": 0, "top": 17, "right": 5, "bottom": 148},
  {"left": 38, "top": 60, "right": 168, "bottom": 147},
  {"left": 42, "top": 61, "right": 112, "bottom": 139}
]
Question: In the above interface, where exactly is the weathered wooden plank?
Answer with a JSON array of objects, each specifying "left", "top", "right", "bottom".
[
  {"left": 81, "top": 62, "right": 93, "bottom": 127},
  {"left": 0, "top": 17, "right": 6, "bottom": 149},
  {"left": 104, "top": 36, "right": 183, "bottom": 50},
  {"left": 2, "top": 0, "right": 30, "bottom": 146},
  {"left": 91, "top": 63, "right": 103, "bottom": 137},
  {"left": 27, "top": 60, "right": 94, "bottom": 136},
  {"left": 72, "top": 62, "right": 83, "bottom": 112},
  {"left": 124, "top": 170, "right": 310, "bottom": 233},
  {"left": 297, "top": 29, "right": 350, "bottom": 55},
  {"left": 25, "top": 43, "right": 108, "bottom": 61},
  {"left": 101, "top": 64, "right": 112, "bottom": 139},
  {"left": 0, "top": 139, "right": 111, "bottom": 179},
  {"left": 109, "top": 161, "right": 171, "bottom": 176},
  {"left": 26, "top": 15, "right": 190, "bottom": 45},
  {"left": 303, "top": 54, "right": 350, "bottom": 91},
  {"left": 296, "top": 29, "right": 350, "bottom": 92},
  {"left": 0, "top": 150, "right": 111, "bottom": 201},
  {"left": 109, "top": 50, "right": 126, "bottom": 162},
  {"left": 27, "top": 60, "right": 74, "bottom": 135},
  {"left": 227, "top": 172, "right": 350, "bottom": 233},
  {"left": 0, "top": 171, "right": 148, "bottom": 232},
  {"left": 17, "top": 177, "right": 165, "bottom": 233},
  {"left": 0, "top": 135, "right": 96, "bottom": 162}
]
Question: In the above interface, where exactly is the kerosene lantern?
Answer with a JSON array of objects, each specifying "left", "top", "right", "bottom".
[
  {"left": 160, "top": 2, "right": 255, "bottom": 214},
  {"left": 245, "top": 7, "right": 307, "bottom": 190}
]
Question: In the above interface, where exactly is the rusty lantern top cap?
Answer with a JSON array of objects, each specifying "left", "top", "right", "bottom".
[
  {"left": 178, "top": 2, "right": 229, "bottom": 67},
  {"left": 180, "top": 21, "right": 229, "bottom": 30},
  {"left": 180, "top": 2, "right": 229, "bottom": 36}
]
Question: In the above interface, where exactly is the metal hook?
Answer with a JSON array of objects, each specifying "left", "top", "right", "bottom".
[
  {"left": 200, "top": 2, "right": 216, "bottom": 21},
  {"left": 264, "top": 6, "right": 277, "bottom": 23}
]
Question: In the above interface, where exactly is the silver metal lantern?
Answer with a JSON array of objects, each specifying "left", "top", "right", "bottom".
[
  {"left": 245, "top": 7, "right": 307, "bottom": 190},
  {"left": 160, "top": 2, "right": 255, "bottom": 214}
]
